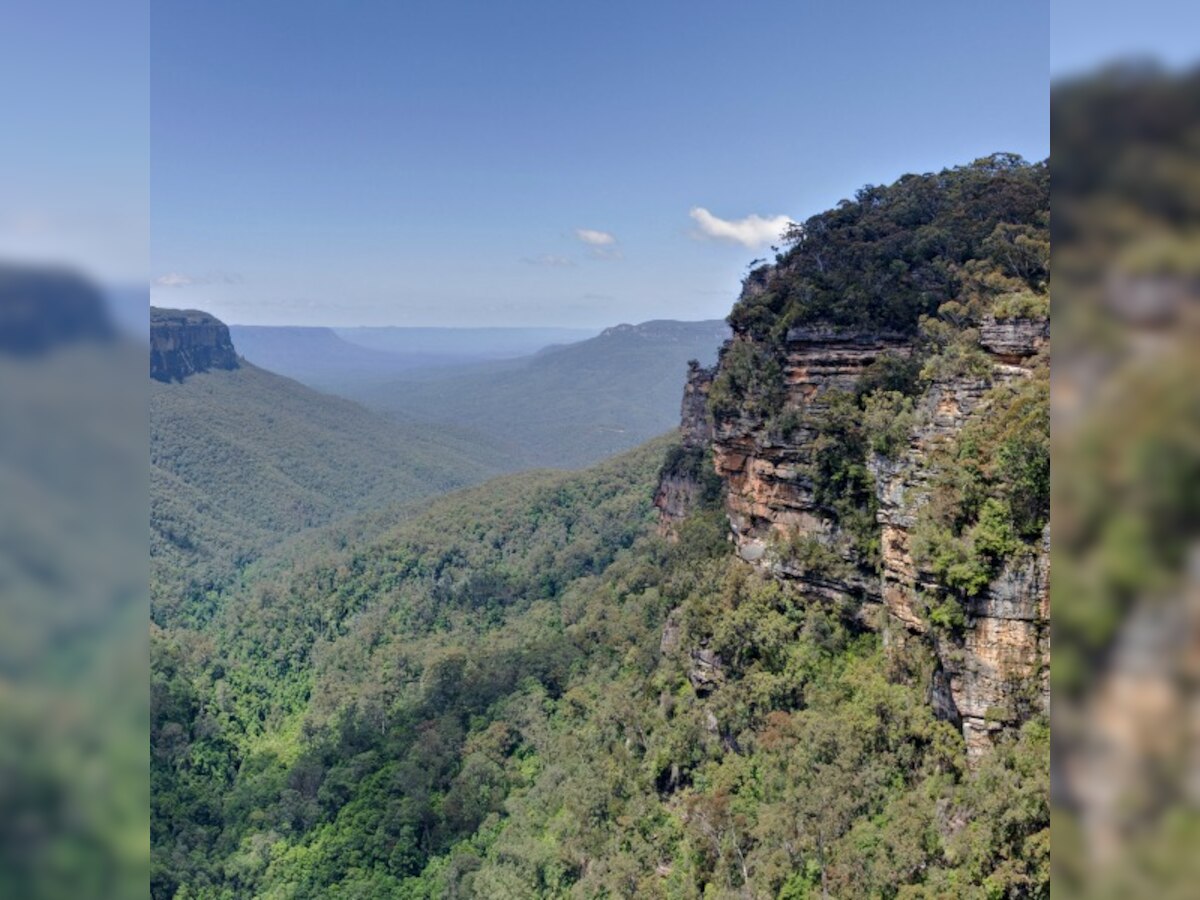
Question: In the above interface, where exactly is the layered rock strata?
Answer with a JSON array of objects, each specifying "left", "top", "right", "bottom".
[
  {"left": 654, "top": 361, "right": 715, "bottom": 534},
  {"left": 151, "top": 307, "right": 240, "bottom": 382},
  {"left": 656, "top": 316, "right": 1049, "bottom": 759}
]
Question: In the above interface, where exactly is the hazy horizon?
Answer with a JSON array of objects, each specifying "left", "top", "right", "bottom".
[{"left": 141, "top": 293, "right": 721, "bottom": 331}]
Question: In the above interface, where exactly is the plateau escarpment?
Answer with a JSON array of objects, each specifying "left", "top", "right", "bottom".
[
  {"left": 151, "top": 307, "right": 240, "bottom": 381},
  {"left": 658, "top": 155, "right": 1050, "bottom": 759}
]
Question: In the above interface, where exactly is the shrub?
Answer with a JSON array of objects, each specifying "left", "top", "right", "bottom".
[
  {"left": 861, "top": 390, "right": 918, "bottom": 458},
  {"left": 772, "top": 532, "right": 849, "bottom": 580},
  {"left": 991, "top": 290, "right": 1049, "bottom": 321},
  {"left": 708, "top": 340, "right": 785, "bottom": 421}
]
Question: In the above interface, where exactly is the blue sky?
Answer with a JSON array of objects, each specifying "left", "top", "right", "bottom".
[
  {"left": 152, "top": 0, "right": 1049, "bottom": 327},
  {"left": 1051, "top": 0, "right": 1200, "bottom": 77},
  {"left": 1, "top": 1, "right": 147, "bottom": 284}
]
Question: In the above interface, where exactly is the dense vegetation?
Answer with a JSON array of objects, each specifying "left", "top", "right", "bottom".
[
  {"left": 728, "top": 154, "right": 1048, "bottom": 340},
  {"left": 342, "top": 320, "right": 730, "bottom": 470},
  {"left": 1, "top": 335, "right": 148, "bottom": 900},
  {"left": 151, "top": 363, "right": 504, "bottom": 626},
  {"left": 1049, "top": 66, "right": 1200, "bottom": 897},
  {"left": 152, "top": 436, "right": 1047, "bottom": 898}
]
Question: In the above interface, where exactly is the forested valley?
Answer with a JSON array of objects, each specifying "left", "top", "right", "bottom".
[{"left": 152, "top": 155, "right": 1049, "bottom": 899}]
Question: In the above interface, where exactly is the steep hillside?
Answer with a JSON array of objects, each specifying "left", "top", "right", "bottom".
[
  {"left": 150, "top": 309, "right": 504, "bottom": 625},
  {"left": 347, "top": 319, "right": 730, "bottom": 469},
  {"left": 153, "top": 436, "right": 1046, "bottom": 899}
]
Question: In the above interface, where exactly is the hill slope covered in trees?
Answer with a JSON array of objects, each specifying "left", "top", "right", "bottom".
[
  {"left": 151, "top": 354, "right": 505, "bottom": 626},
  {"left": 152, "top": 433, "right": 1046, "bottom": 898},
  {"left": 344, "top": 319, "right": 730, "bottom": 469}
]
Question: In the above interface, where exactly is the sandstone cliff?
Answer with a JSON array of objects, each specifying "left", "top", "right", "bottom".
[
  {"left": 653, "top": 361, "right": 716, "bottom": 532},
  {"left": 658, "top": 312, "right": 1049, "bottom": 759},
  {"left": 150, "top": 307, "right": 240, "bottom": 381}
]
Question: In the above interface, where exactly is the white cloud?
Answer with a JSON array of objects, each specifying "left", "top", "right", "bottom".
[
  {"left": 152, "top": 271, "right": 242, "bottom": 288},
  {"left": 152, "top": 272, "right": 195, "bottom": 287},
  {"left": 575, "top": 228, "right": 616, "bottom": 246},
  {"left": 522, "top": 254, "right": 577, "bottom": 268},
  {"left": 688, "top": 207, "right": 791, "bottom": 248}
]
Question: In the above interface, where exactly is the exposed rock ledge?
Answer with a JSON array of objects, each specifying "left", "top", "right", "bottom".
[{"left": 151, "top": 307, "right": 240, "bottom": 382}]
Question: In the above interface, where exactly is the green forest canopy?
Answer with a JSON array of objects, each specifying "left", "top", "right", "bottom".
[
  {"left": 152, "top": 436, "right": 1047, "bottom": 899},
  {"left": 729, "top": 154, "right": 1048, "bottom": 339}
]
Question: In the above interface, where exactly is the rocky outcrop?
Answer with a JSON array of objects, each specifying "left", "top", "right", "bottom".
[
  {"left": 680, "top": 360, "right": 715, "bottom": 449},
  {"left": 979, "top": 316, "right": 1049, "bottom": 369},
  {"left": 688, "top": 647, "right": 725, "bottom": 695},
  {"left": 953, "top": 529, "right": 1050, "bottom": 755},
  {"left": 781, "top": 326, "right": 912, "bottom": 394},
  {"left": 653, "top": 475, "right": 699, "bottom": 528},
  {"left": 659, "top": 301, "right": 1049, "bottom": 759},
  {"left": 868, "top": 345, "right": 1049, "bottom": 757},
  {"left": 151, "top": 307, "right": 240, "bottom": 382},
  {"left": 653, "top": 362, "right": 716, "bottom": 532}
]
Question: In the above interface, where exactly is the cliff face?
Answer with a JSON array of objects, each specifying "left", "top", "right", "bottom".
[
  {"left": 150, "top": 307, "right": 240, "bottom": 382},
  {"left": 654, "top": 362, "right": 716, "bottom": 533},
  {"left": 658, "top": 314, "right": 1049, "bottom": 759},
  {"left": 713, "top": 328, "right": 911, "bottom": 575},
  {"left": 869, "top": 317, "right": 1049, "bottom": 757}
]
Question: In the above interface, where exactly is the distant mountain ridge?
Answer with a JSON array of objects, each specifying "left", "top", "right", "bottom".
[
  {"left": 334, "top": 325, "right": 597, "bottom": 359},
  {"left": 344, "top": 318, "right": 731, "bottom": 469},
  {"left": 596, "top": 319, "right": 724, "bottom": 342},
  {"left": 229, "top": 324, "right": 606, "bottom": 392},
  {"left": 228, "top": 324, "right": 441, "bottom": 389}
]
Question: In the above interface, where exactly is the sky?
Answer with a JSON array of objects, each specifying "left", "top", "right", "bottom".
[
  {"left": 151, "top": 0, "right": 1050, "bottom": 328},
  {"left": 1, "top": 1, "right": 148, "bottom": 285},
  {"left": 1051, "top": 0, "right": 1200, "bottom": 78}
]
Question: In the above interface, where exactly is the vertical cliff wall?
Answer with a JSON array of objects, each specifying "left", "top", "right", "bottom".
[
  {"left": 870, "top": 317, "right": 1049, "bottom": 756},
  {"left": 658, "top": 313, "right": 1049, "bottom": 759},
  {"left": 654, "top": 361, "right": 716, "bottom": 531},
  {"left": 150, "top": 307, "right": 240, "bottom": 382}
]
